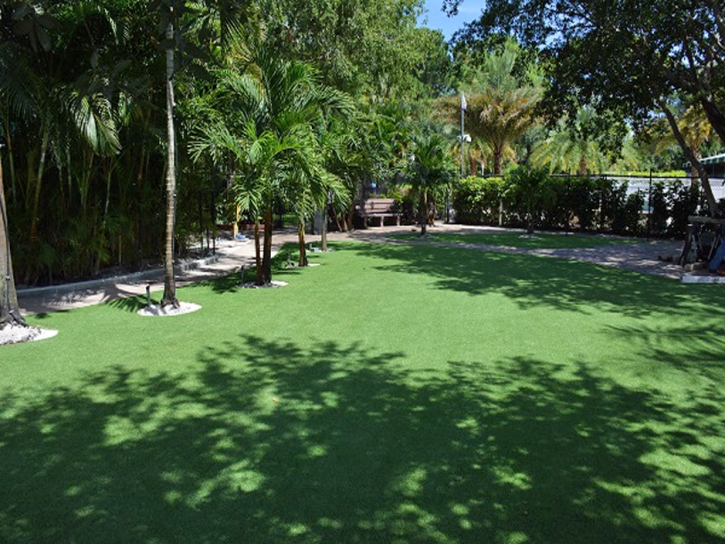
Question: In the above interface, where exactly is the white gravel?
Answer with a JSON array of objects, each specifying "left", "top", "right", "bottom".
[
  {"left": 0, "top": 323, "right": 58, "bottom": 346},
  {"left": 241, "top": 280, "right": 288, "bottom": 289},
  {"left": 137, "top": 302, "right": 202, "bottom": 317}
]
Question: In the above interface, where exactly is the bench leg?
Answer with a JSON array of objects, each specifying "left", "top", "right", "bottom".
[
  {"left": 379, "top": 216, "right": 384, "bottom": 227},
  {"left": 396, "top": 216, "right": 400, "bottom": 226}
]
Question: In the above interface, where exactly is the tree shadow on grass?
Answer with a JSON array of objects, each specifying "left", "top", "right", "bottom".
[
  {"left": 342, "top": 242, "right": 724, "bottom": 319},
  {"left": 107, "top": 295, "right": 148, "bottom": 313},
  {"left": 1, "top": 335, "right": 724, "bottom": 542},
  {"left": 197, "top": 245, "right": 308, "bottom": 295}
]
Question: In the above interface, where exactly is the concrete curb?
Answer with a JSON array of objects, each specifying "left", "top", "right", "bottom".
[{"left": 17, "top": 254, "right": 220, "bottom": 298}]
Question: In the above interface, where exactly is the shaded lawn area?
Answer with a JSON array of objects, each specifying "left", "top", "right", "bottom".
[
  {"left": 2, "top": 241, "right": 725, "bottom": 543},
  {"left": 390, "top": 231, "right": 641, "bottom": 249}
]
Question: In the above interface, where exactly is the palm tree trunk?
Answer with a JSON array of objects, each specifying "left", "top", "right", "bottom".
[
  {"left": 298, "top": 220, "right": 308, "bottom": 266},
  {"left": 0, "top": 154, "right": 25, "bottom": 328},
  {"left": 346, "top": 205, "right": 355, "bottom": 232},
  {"left": 578, "top": 151, "right": 588, "bottom": 176},
  {"left": 3, "top": 116, "right": 17, "bottom": 206},
  {"left": 95, "top": 161, "right": 114, "bottom": 276},
  {"left": 419, "top": 190, "right": 428, "bottom": 236},
  {"left": 262, "top": 206, "right": 273, "bottom": 284},
  {"left": 332, "top": 207, "right": 343, "bottom": 233},
  {"left": 321, "top": 199, "right": 328, "bottom": 252},
  {"left": 254, "top": 219, "right": 262, "bottom": 285},
  {"left": 29, "top": 129, "right": 49, "bottom": 243},
  {"left": 161, "top": 18, "right": 179, "bottom": 308},
  {"left": 493, "top": 146, "right": 503, "bottom": 175}
]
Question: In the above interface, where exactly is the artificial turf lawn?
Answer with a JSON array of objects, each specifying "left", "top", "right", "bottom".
[
  {"left": 390, "top": 231, "right": 641, "bottom": 249},
  {"left": 2, "top": 241, "right": 725, "bottom": 543}
]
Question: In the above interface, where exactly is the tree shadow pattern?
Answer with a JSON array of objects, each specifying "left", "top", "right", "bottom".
[
  {"left": 1, "top": 334, "right": 724, "bottom": 543},
  {"left": 342, "top": 242, "right": 725, "bottom": 319}
]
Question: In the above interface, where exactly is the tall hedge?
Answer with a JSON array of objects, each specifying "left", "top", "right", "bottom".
[{"left": 452, "top": 172, "right": 706, "bottom": 237}]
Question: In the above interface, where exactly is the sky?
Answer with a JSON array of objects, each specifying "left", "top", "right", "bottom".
[{"left": 418, "top": 0, "right": 486, "bottom": 41}]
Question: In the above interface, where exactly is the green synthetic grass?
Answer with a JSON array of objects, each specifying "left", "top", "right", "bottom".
[
  {"left": 2, "top": 242, "right": 725, "bottom": 543},
  {"left": 391, "top": 231, "right": 641, "bottom": 249}
]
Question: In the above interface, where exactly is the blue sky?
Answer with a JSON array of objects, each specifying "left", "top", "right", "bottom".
[{"left": 418, "top": 0, "right": 486, "bottom": 41}]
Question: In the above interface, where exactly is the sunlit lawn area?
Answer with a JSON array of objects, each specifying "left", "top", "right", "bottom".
[
  {"left": 2, "top": 241, "right": 725, "bottom": 543},
  {"left": 390, "top": 231, "right": 642, "bottom": 249}
]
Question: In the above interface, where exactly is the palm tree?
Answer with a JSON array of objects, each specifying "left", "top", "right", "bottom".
[
  {"left": 440, "top": 39, "right": 541, "bottom": 175},
  {"left": 408, "top": 132, "right": 455, "bottom": 236},
  {"left": 465, "top": 88, "right": 540, "bottom": 175},
  {"left": 192, "top": 47, "right": 351, "bottom": 283},
  {"left": 318, "top": 116, "right": 361, "bottom": 246},
  {"left": 160, "top": 5, "right": 180, "bottom": 307},
  {"left": 0, "top": 2, "right": 39, "bottom": 327},
  {"left": 0, "top": 1, "right": 114, "bottom": 323},
  {"left": 158, "top": 0, "right": 252, "bottom": 306},
  {"left": 531, "top": 107, "right": 609, "bottom": 175}
]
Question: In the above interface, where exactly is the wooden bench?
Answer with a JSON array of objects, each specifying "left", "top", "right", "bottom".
[{"left": 361, "top": 198, "right": 400, "bottom": 227}]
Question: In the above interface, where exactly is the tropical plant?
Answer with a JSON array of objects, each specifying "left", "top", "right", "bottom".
[
  {"left": 440, "top": 39, "right": 542, "bottom": 174},
  {"left": 192, "top": 47, "right": 351, "bottom": 283},
  {"left": 407, "top": 132, "right": 456, "bottom": 235},
  {"left": 449, "top": 0, "right": 725, "bottom": 215}
]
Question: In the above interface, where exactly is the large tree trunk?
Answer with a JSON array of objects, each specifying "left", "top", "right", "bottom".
[
  {"left": 0, "top": 154, "right": 25, "bottom": 328},
  {"left": 659, "top": 99, "right": 718, "bottom": 215},
  {"left": 261, "top": 206, "right": 273, "bottom": 284},
  {"left": 699, "top": 97, "right": 725, "bottom": 145},
  {"left": 161, "top": 18, "right": 179, "bottom": 308}
]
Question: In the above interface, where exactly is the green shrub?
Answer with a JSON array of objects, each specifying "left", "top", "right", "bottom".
[
  {"left": 568, "top": 176, "right": 599, "bottom": 231},
  {"left": 452, "top": 176, "right": 505, "bottom": 225},
  {"left": 503, "top": 167, "right": 555, "bottom": 233},
  {"left": 453, "top": 171, "right": 702, "bottom": 239},
  {"left": 669, "top": 180, "right": 699, "bottom": 237},
  {"left": 648, "top": 181, "right": 669, "bottom": 236}
]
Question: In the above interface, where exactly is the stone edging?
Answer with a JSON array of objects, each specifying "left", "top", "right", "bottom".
[{"left": 16, "top": 254, "right": 220, "bottom": 297}]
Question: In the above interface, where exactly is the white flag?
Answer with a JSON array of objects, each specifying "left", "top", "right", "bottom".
[{"left": 461, "top": 92, "right": 467, "bottom": 111}]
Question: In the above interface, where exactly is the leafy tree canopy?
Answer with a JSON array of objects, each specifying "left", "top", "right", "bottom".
[
  {"left": 446, "top": 0, "right": 725, "bottom": 141},
  {"left": 256, "top": 0, "right": 452, "bottom": 100}
]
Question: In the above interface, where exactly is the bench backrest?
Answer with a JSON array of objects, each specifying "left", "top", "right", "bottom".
[{"left": 362, "top": 198, "right": 396, "bottom": 214}]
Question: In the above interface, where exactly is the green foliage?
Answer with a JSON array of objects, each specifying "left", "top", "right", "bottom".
[
  {"left": 1, "top": 0, "right": 451, "bottom": 288},
  {"left": 452, "top": 176, "right": 506, "bottom": 225},
  {"left": 648, "top": 182, "right": 669, "bottom": 235},
  {"left": 670, "top": 180, "right": 700, "bottom": 237},
  {"left": 454, "top": 38, "right": 542, "bottom": 174},
  {"left": 453, "top": 173, "right": 704, "bottom": 238},
  {"left": 449, "top": 0, "right": 725, "bottom": 208},
  {"left": 257, "top": 0, "right": 448, "bottom": 100},
  {"left": 503, "top": 167, "right": 554, "bottom": 232}
]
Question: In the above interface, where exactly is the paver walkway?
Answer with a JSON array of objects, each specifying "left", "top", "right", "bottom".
[{"left": 17, "top": 224, "right": 690, "bottom": 315}]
